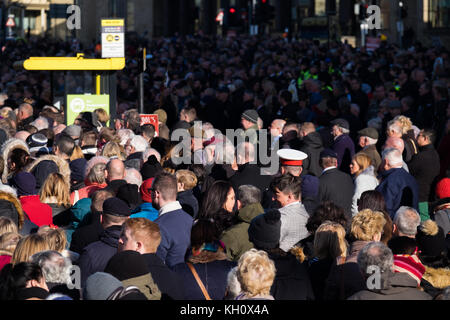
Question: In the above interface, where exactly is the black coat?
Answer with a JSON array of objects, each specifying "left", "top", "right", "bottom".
[
  {"left": 177, "top": 190, "right": 199, "bottom": 219},
  {"left": 142, "top": 253, "right": 185, "bottom": 300},
  {"left": 307, "top": 256, "right": 334, "bottom": 301},
  {"left": 408, "top": 144, "right": 441, "bottom": 202},
  {"left": 230, "top": 163, "right": 272, "bottom": 195},
  {"left": 78, "top": 225, "right": 122, "bottom": 286},
  {"left": 299, "top": 131, "right": 324, "bottom": 177},
  {"left": 268, "top": 251, "right": 315, "bottom": 300},
  {"left": 319, "top": 168, "right": 354, "bottom": 219},
  {"left": 69, "top": 211, "right": 103, "bottom": 254}
]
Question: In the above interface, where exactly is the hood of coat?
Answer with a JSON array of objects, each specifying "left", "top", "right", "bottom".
[
  {"left": 0, "top": 190, "right": 25, "bottom": 229},
  {"left": 238, "top": 202, "right": 264, "bottom": 224},
  {"left": 303, "top": 131, "right": 323, "bottom": 149},
  {"left": 1, "top": 138, "right": 30, "bottom": 184},
  {"left": 100, "top": 225, "right": 122, "bottom": 248},
  {"left": 25, "top": 154, "right": 71, "bottom": 190},
  {"left": 422, "top": 266, "right": 450, "bottom": 289}
]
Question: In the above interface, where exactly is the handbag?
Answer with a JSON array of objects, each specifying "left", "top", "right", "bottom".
[{"left": 187, "top": 262, "right": 212, "bottom": 300}]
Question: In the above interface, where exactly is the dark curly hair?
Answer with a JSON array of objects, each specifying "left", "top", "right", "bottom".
[{"left": 306, "top": 201, "right": 348, "bottom": 234}]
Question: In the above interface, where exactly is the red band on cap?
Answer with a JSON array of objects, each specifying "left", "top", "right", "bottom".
[{"left": 281, "top": 160, "right": 303, "bottom": 166}]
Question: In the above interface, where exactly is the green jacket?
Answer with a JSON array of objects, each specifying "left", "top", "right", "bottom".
[{"left": 220, "top": 203, "right": 264, "bottom": 261}]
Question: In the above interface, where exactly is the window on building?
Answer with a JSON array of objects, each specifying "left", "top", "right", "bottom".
[{"left": 425, "top": 0, "right": 450, "bottom": 28}]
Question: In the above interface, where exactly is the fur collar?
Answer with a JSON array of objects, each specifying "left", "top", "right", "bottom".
[
  {"left": 25, "top": 154, "right": 71, "bottom": 189},
  {"left": 188, "top": 248, "right": 229, "bottom": 264},
  {"left": 1, "top": 138, "right": 30, "bottom": 183},
  {"left": 0, "top": 191, "right": 24, "bottom": 228},
  {"left": 422, "top": 266, "right": 450, "bottom": 289}
]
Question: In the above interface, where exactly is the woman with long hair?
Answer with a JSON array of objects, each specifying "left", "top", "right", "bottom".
[
  {"left": 198, "top": 180, "right": 236, "bottom": 236},
  {"left": 308, "top": 221, "right": 348, "bottom": 300},
  {"left": 39, "top": 173, "right": 71, "bottom": 227},
  {"left": 350, "top": 153, "right": 379, "bottom": 217}
]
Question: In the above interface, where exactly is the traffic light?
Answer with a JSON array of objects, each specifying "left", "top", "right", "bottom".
[{"left": 255, "top": 0, "right": 275, "bottom": 24}]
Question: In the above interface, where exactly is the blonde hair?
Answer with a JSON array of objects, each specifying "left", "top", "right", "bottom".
[
  {"left": 0, "top": 216, "right": 18, "bottom": 236},
  {"left": 314, "top": 221, "right": 347, "bottom": 259},
  {"left": 352, "top": 153, "right": 372, "bottom": 176},
  {"left": 122, "top": 218, "right": 161, "bottom": 252},
  {"left": 0, "top": 232, "right": 22, "bottom": 255},
  {"left": 40, "top": 172, "right": 71, "bottom": 207},
  {"left": 237, "top": 249, "right": 276, "bottom": 298},
  {"left": 102, "top": 141, "right": 126, "bottom": 161},
  {"left": 351, "top": 209, "right": 386, "bottom": 241},
  {"left": 394, "top": 115, "right": 413, "bottom": 134},
  {"left": 70, "top": 145, "right": 84, "bottom": 161},
  {"left": 94, "top": 108, "right": 110, "bottom": 123},
  {"left": 176, "top": 170, "right": 198, "bottom": 190},
  {"left": 37, "top": 226, "right": 67, "bottom": 253},
  {"left": 11, "top": 234, "right": 50, "bottom": 265}
]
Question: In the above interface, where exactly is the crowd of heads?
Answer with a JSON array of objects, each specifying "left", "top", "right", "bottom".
[{"left": 0, "top": 32, "right": 448, "bottom": 301}]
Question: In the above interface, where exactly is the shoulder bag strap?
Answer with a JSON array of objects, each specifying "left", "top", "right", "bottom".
[{"left": 187, "top": 262, "right": 212, "bottom": 300}]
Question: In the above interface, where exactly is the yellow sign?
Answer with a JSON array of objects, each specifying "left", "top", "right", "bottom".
[{"left": 101, "top": 19, "right": 124, "bottom": 27}]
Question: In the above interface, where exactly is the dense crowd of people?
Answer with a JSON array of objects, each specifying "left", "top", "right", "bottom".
[{"left": 0, "top": 32, "right": 449, "bottom": 300}]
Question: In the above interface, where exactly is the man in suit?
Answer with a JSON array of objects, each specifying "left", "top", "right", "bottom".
[{"left": 318, "top": 149, "right": 354, "bottom": 219}]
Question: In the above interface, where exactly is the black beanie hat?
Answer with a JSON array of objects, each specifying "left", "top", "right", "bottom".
[
  {"left": 102, "top": 197, "right": 132, "bottom": 217},
  {"left": 32, "top": 160, "right": 59, "bottom": 190},
  {"left": 116, "top": 183, "right": 141, "bottom": 211},
  {"left": 416, "top": 220, "right": 446, "bottom": 258},
  {"left": 248, "top": 209, "right": 281, "bottom": 250},
  {"left": 104, "top": 250, "right": 149, "bottom": 281},
  {"left": 140, "top": 155, "right": 163, "bottom": 181}
]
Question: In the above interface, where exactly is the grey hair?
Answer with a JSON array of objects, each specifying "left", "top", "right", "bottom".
[
  {"left": 387, "top": 122, "right": 402, "bottom": 135},
  {"left": 125, "top": 168, "right": 143, "bottom": 188},
  {"left": 238, "top": 185, "right": 261, "bottom": 208},
  {"left": 340, "top": 126, "right": 350, "bottom": 135},
  {"left": 86, "top": 162, "right": 106, "bottom": 184},
  {"left": 142, "top": 147, "right": 161, "bottom": 163},
  {"left": 31, "top": 250, "right": 73, "bottom": 285},
  {"left": 365, "top": 137, "right": 378, "bottom": 146},
  {"left": 382, "top": 148, "right": 403, "bottom": 167},
  {"left": 225, "top": 267, "right": 242, "bottom": 300},
  {"left": 117, "top": 129, "right": 135, "bottom": 146},
  {"left": 357, "top": 242, "right": 394, "bottom": 276},
  {"left": 31, "top": 116, "right": 49, "bottom": 131},
  {"left": 393, "top": 206, "right": 421, "bottom": 236},
  {"left": 130, "top": 135, "right": 149, "bottom": 153}
]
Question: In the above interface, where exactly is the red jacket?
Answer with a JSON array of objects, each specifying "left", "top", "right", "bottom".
[{"left": 20, "top": 195, "right": 53, "bottom": 227}]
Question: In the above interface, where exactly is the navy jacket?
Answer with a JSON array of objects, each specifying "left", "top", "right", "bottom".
[
  {"left": 376, "top": 168, "right": 419, "bottom": 218},
  {"left": 177, "top": 190, "right": 199, "bottom": 219},
  {"left": 331, "top": 134, "right": 355, "bottom": 175},
  {"left": 155, "top": 208, "right": 193, "bottom": 269},
  {"left": 78, "top": 225, "right": 122, "bottom": 286},
  {"left": 173, "top": 260, "right": 236, "bottom": 300},
  {"left": 142, "top": 253, "right": 184, "bottom": 300}
]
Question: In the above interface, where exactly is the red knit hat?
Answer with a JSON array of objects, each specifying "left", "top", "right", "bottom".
[
  {"left": 436, "top": 178, "right": 450, "bottom": 199},
  {"left": 140, "top": 178, "right": 154, "bottom": 203},
  {"left": 393, "top": 254, "right": 426, "bottom": 285}
]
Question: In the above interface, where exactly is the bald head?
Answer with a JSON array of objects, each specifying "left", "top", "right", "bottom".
[
  {"left": 270, "top": 119, "right": 286, "bottom": 137},
  {"left": 106, "top": 159, "right": 126, "bottom": 182},
  {"left": 18, "top": 103, "right": 33, "bottom": 121},
  {"left": 14, "top": 130, "right": 30, "bottom": 142},
  {"left": 300, "top": 122, "right": 316, "bottom": 137},
  {"left": 384, "top": 137, "right": 404, "bottom": 153}
]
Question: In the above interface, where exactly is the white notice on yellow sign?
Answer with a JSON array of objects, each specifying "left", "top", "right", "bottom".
[{"left": 101, "top": 19, "right": 125, "bottom": 58}]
